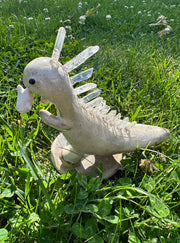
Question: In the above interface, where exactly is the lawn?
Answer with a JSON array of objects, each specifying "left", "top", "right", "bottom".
[{"left": 0, "top": 0, "right": 180, "bottom": 242}]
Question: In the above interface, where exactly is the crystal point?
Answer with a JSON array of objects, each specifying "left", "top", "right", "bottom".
[
  {"left": 71, "top": 68, "right": 93, "bottom": 85},
  {"left": 52, "top": 27, "right": 66, "bottom": 60},
  {"left": 63, "top": 46, "right": 99, "bottom": 72}
]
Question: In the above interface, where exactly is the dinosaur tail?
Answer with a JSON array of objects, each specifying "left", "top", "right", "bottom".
[{"left": 121, "top": 124, "right": 170, "bottom": 152}]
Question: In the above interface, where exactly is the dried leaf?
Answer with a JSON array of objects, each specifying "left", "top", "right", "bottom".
[
  {"left": 158, "top": 25, "right": 173, "bottom": 37},
  {"left": 149, "top": 15, "right": 167, "bottom": 26},
  {"left": 85, "top": 3, "right": 101, "bottom": 17},
  {"left": 149, "top": 15, "right": 173, "bottom": 37},
  {"left": 139, "top": 159, "right": 155, "bottom": 173}
]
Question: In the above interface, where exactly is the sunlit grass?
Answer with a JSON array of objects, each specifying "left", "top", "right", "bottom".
[{"left": 0, "top": 0, "right": 179, "bottom": 242}]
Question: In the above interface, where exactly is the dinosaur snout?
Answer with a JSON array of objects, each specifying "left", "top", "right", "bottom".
[{"left": 16, "top": 85, "right": 34, "bottom": 113}]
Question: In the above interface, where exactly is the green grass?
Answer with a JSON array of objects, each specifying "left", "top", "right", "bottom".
[{"left": 0, "top": 0, "right": 180, "bottom": 242}]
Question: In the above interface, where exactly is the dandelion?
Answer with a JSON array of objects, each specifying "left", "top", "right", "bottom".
[
  {"left": 28, "top": 17, "right": 33, "bottom": 20},
  {"left": 79, "top": 15, "right": 86, "bottom": 25},
  {"left": 43, "top": 8, "right": 49, "bottom": 13},
  {"left": 45, "top": 17, "right": 50, "bottom": 21},
  {"left": 106, "top": 15, "right": 111, "bottom": 20}
]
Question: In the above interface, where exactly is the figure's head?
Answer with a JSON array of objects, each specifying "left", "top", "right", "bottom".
[
  {"left": 23, "top": 56, "right": 72, "bottom": 101},
  {"left": 16, "top": 56, "right": 73, "bottom": 113}
]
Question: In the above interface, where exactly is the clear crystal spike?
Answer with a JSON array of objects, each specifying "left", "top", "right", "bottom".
[
  {"left": 74, "top": 83, "right": 97, "bottom": 95},
  {"left": 106, "top": 110, "right": 117, "bottom": 121},
  {"left": 63, "top": 46, "right": 99, "bottom": 73},
  {"left": 80, "top": 89, "right": 101, "bottom": 103},
  {"left": 98, "top": 105, "right": 111, "bottom": 115},
  {"left": 52, "top": 27, "right": 66, "bottom": 60},
  {"left": 85, "top": 97, "right": 104, "bottom": 108},
  {"left": 71, "top": 68, "right": 94, "bottom": 85}
]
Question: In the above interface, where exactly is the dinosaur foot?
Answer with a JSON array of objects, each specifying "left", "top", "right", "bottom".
[{"left": 51, "top": 133, "right": 122, "bottom": 179}]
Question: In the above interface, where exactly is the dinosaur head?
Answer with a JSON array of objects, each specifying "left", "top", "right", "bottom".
[{"left": 16, "top": 57, "right": 73, "bottom": 113}]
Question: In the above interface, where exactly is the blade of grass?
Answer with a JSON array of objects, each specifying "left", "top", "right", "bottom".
[{"left": 18, "top": 142, "right": 59, "bottom": 222}]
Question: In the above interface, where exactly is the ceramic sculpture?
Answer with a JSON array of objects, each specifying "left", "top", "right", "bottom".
[{"left": 16, "top": 27, "right": 170, "bottom": 178}]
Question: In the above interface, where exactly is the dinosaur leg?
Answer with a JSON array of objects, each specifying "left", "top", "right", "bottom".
[
  {"left": 60, "top": 145, "right": 85, "bottom": 166},
  {"left": 51, "top": 134, "right": 122, "bottom": 178},
  {"left": 51, "top": 134, "right": 85, "bottom": 173}
]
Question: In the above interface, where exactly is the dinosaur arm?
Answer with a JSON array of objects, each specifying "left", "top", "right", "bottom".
[{"left": 39, "top": 109, "right": 72, "bottom": 130}]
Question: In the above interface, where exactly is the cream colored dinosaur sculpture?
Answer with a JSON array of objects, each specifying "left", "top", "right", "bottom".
[{"left": 16, "top": 27, "right": 170, "bottom": 178}]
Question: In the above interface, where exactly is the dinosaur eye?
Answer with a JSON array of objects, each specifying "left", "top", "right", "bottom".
[{"left": 29, "top": 78, "right": 36, "bottom": 85}]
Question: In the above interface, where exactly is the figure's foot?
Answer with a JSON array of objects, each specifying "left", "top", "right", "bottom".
[{"left": 51, "top": 134, "right": 122, "bottom": 179}]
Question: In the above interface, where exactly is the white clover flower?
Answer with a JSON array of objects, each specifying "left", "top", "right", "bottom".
[
  {"left": 78, "top": 2, "right": 82, "bottom": 8},
  {"left": 79, "top": 15, "right": 86, "bottom": 24},
  {"left": 138, "top": 11, "right": 142, "bottom": 14},
  {"left": 147, "top": 11, "right": 151, "bottom": 16},
  {"left": 64, "top": 19, "right": 71, "bottom": 24},
  {"left": 28, "top": 17, "right": 33, "bottom": 20},
  {"left": 106, "top": 15, "right": 111, "bottom": 20},
  {"left": 84, "top": 2, "right": 88, "bottom": 5},
  {"left": 9, "top": 25, "right": 14, "bottom": 28},
  {"left": 170, "top": 19, "right": 174, "bottom": 22},
  {"left": 130, "top": 6, "right": 134, "bottom": 8},
  {"left": 65, "top": 25, "right": 71, "bottom": 30},
  {"left": 68, "top": 35, "right": 75, "bottom": 40},
  {"left": 45, "top": 17, "right": 50, "bottom": 21},
  {"left": 170, "top": 5, "right": 176, "bottom": 8},
  {"left": 124, "top": 6, "right": 128, "bottom": 9},
  {"left": 43, "top": 8, "right": 49, "bottom": 13}
]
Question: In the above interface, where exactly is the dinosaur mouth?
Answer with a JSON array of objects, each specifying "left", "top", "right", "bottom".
[{"left": 16, "top": 85, "right": 34, "bottom": 113}]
